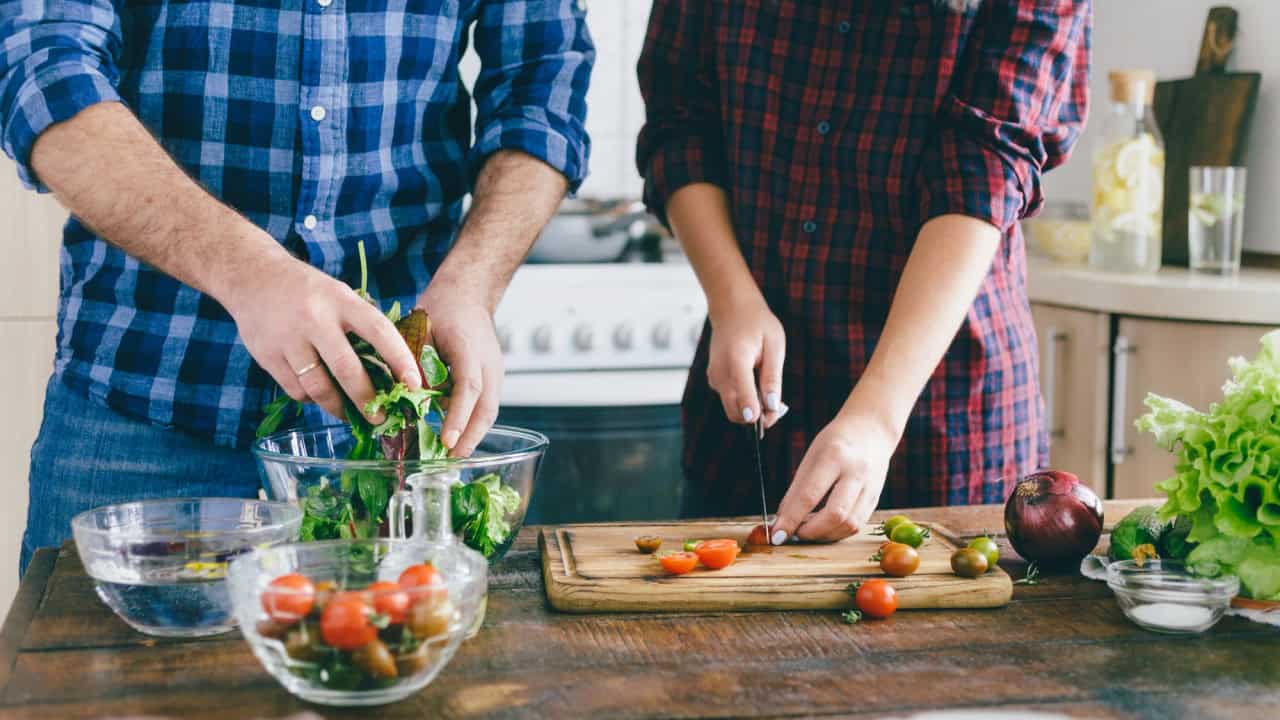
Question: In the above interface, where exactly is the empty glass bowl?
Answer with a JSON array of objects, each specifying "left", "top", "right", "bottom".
[
  {"left": 227, "top": 473, "right": 488, "bottom": 706},
  {"left": 253, "top": 424, "right": 546, "bottom": 562},
  {"left": 71, "top": 498, "right": 302, "bottom": 637},
  {"left": 1107, "top": 559, "right": 1239, "bottom": 634}
]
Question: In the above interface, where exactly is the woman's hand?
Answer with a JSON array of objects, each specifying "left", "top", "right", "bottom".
[
  {"left": 706, "top": 294, "right": 787, "bottom": 428},
  {"left": 768, "top": 412, "right": 896, "bottom": 544}
]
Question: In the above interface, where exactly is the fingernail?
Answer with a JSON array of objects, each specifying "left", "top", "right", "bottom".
[
  {"left": 765, "top": 392, "right": 780, "bottom": 412},
  {"left": 442, "top": 429, "right": 460, "bottom": 448},
  {"left": 771, "top": 529, "right": 788, "bottom": 546},
  {"left": 742, "top": 407, "right": 755, "bottom": 422},
  {"left": 776, "top": 403, "right": 790, "bottom": 420},
  {"left": 404, "top": 374, "right": 422, "bottom": 390}
]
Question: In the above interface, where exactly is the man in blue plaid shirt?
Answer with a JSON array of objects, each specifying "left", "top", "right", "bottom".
[{"left": 1, "top": 0, "right": 592, "bottom": 574}]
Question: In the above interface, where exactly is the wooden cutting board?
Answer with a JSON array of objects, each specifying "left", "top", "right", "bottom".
[{"left": 540, "top": 520, "right": 1012, "bottom": 613}]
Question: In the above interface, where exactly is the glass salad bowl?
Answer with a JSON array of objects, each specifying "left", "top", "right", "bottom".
[
  {"left": 71, "top": 498, "right": 302, "bottom": 638},
  {"left": 253, "top": 424, "right": 547, "bottom": 562},
  {"left": 1107, "top": 559, "right": 1239, "bottom": 635},
  {"left": 227, "top": 473, "right": 488, "bottom": 707}
]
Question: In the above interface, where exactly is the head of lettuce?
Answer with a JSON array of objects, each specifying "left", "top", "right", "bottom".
[{"left": 1136, "top": 330, "right": 1280, "bottom": 601}]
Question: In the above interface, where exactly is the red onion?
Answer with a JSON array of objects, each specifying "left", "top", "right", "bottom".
[{"left": 1004, "top": 470, "right": 1103, "bottom": 567}]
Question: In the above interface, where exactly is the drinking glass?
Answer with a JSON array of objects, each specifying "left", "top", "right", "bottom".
[{"left": 1188, "top": 166, "right": 1246, "bottom": 276}]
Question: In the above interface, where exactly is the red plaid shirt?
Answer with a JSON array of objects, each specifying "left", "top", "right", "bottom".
[{"left": 637, "top": 1, "right": 1090, "bottom": 512}]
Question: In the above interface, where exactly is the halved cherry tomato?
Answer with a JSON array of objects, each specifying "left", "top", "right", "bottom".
[
  {"left": 658, "top": 551, "right": 699, "bottom": 575},
  {"left": 854, "top": 579, "right": 898, "bottom": 619},
  {"left": 261, "top": 573, "right": 315, "bottom": 623},
  {"left": 368, "top": 580, "right": 410, "bottom": 624},
  {"left": 398, "top": 563, "right": 446, "bottom": 604},
  {"left": 746, "top": 524, "right": 770, "bottom": 547},
  {"left": 879, "top": 543, "right": 920, "bottom": 578},
  {"left": 694, "top": 539, "right": 741, "bottom": 570},
  {"left": 320, "top": 595, "right": 377, "bottom": 650}
]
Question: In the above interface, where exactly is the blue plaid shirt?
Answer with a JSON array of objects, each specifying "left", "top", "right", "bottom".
[{"left": 0, "top": 0, "right": 592, "bottom": 447}]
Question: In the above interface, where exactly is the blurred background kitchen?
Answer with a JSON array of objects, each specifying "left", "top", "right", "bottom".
[{"left": 2, "top": 0, "right": 1279, "bottom": 616}]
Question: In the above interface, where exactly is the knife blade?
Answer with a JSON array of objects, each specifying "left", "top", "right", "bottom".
[{"left": 751, "top": 417, "right": 769, "bottom": 538}]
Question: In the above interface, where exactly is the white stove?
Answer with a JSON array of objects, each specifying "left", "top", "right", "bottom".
[
  {"left": 493, "top": 260, "right": 707, "bottom": 524},
  {"left": 494, "top": 262, "right": 706, "bottom": 406}
]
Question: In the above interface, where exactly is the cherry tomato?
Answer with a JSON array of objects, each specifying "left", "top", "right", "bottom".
[
  {"left": 368, "top": 581, "right": 410, "bottom": 624},
  {"left": 693, "top": 539, "right": 741, "bottom": 570},
  {"left": 398, "top": 563, "right": 446, "bottom": 604},
  {"left": 320, "top": 595, "right": 377, "bottom": 650},
  {"left": 879, "top": 543, "right": 920, "bottom": 578},
  {"left": 951, "top": 547, "right": 989, "bottom": 578},
  {"left": 634, "top": 535, "right": 663, "bottom": 553},
  {"left": 352, "top": 638, "right": 398, "bottom": 680},
  {"left": 967, "top": 536, "right": 1000, "bottom": 570},
  {"left": 408, "top": 596, "right": 456, "bottom": 639},
  {"left": 746, "top": 524, "right": 770, "bottom": 546},
  {"left": 889, "top": 522, "right": 928, "bottom": 548},
  {"left": 882, "top": 514, "right": 911, "bottom": 537},
  {"left": 855, "top": 579, "right": 898, "bottom": 619},
  {"left": 261, "top": 573, "right": 315, "bottom": 623},
  {"left": 659, "top": 551, "right": 699, "bottom": 575}
]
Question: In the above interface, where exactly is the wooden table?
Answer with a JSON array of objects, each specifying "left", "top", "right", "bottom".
[{"left": 2, "top": 501, "right": 1278, "bottom": 719}]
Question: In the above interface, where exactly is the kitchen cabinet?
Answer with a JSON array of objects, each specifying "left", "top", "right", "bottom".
[
  {"left": 1029, "top": 303, "right": 1110, "bottom": 496},
  {"left": 1110, "top": 317, "right": 1270, "bottom": 499}
]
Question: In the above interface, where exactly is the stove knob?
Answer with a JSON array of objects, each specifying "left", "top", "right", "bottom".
[
  {"left": 497, "top": 325, "right": 513, "bottom": 354},
  {"left": 613, "top": 323, "right": 634, "bottom": 350},
  {"left": 688, "top": 323, "right": 703, "bottom": 346},
  {"left": 572, "top": 324, "right": 594, "bottom": 352},
  {"left": 652, "top": 321, "right": 672, "bottom": 349},
  {"left": 532, "top": 325, "right": 553, "bottom": 353}
]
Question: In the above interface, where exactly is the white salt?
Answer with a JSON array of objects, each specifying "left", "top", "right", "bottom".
[{"left": 1130, "top": 602, "right": 1213, "bottom": 629}]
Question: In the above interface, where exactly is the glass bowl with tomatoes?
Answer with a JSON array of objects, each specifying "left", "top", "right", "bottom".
[{"left": 227, "top": 537, "right": 487, "bottom": 706}]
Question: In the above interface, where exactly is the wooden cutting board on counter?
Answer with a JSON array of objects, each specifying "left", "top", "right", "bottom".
[{"left": 540, "top": 520, "right": 1012, "bottom": 613}]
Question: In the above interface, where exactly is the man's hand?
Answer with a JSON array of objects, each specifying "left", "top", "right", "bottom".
[
  {"left": 416, "top": 150, "right": 569, "bottom": 456},
  {"left": 224, "top": 252, "right": 421, "bottom": 423},
  {"left": 417, "top": 291, "right": 503, "bottom": 457}
]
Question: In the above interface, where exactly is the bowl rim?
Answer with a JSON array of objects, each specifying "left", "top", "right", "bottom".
[
  {"left": 251, "top": 423, "right": 549, "bottom": 470},
  {"left": 1105, "top": 558, "right": 1240, "bottom": 598},
  {"left": 71, "top": 497, "right": 303, "bottom": 543}
]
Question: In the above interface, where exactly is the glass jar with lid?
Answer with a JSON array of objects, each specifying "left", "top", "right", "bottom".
[{"left": 1089, "top": 70, "right": 1165, "bottom": 274}]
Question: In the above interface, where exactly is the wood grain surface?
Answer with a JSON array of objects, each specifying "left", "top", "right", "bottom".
[
  {"left": 541, "top": 520, "right": 1012, "bottom": 612},
  {"left": 2, "top": 500, "right": 1278, "bottom": 719}
]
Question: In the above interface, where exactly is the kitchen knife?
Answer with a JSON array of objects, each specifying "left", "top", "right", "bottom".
[{"left": 752, "top": 417, "right": 769, "bottom": 537}]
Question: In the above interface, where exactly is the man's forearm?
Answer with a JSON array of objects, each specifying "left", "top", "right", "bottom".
[
  {"left": 29, "top": 102, "right": 293, "bottom": 304},
  {"left": 421, "top": 150, "right": 568, "bottom": 312},
  {"left": 840, "top": 214, "right": 1001, "bottom": 436}
]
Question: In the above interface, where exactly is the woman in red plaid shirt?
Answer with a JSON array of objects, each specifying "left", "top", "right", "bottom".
[{"left": 637, "top": 0, "right": 1091, "bottom": 544}]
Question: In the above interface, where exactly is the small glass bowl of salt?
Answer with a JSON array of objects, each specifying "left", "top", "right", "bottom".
[{"left": 1106, "top": 560, "right": 1239, "bottom": 634}]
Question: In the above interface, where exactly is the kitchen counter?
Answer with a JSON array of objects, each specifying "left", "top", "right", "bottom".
[
  {"left": 1027, "top": 256, "right": 1280, "bottom": 325},
  {"left": 3, "top": 500, "right": 1279, "bottom": 719}
]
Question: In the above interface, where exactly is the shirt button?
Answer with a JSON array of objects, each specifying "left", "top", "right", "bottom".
[
  {"left": 838, "top": 21, "right": 851, "bottom": 34},
  {"left": 310, "top": 105, "right": 327, "bottom": 122},
  {"left": 802, "top": 220, "right": 817, "bottom": 234},
  {"left": 303, "top": 215, "right": 318, "bottom": 230},
  {"left": 817, "top": 121, "right": 831, "bottom": 135}
]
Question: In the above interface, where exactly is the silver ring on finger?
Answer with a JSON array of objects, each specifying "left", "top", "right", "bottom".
[{"left": 294, "top": 361, "right": 322, "bottom": 377}]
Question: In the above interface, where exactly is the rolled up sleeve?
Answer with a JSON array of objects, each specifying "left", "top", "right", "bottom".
[
  {"left": 470, "top": 0, "right": 593, "bottom": 192},
  {"left": 0, "top": 0, "right": 124, "bottom": 191},
  {"left": 634, "top": 0, "right": 725, "bottom": 226},
  {"left": 919, "top": 0, "right": 1091, "bottom": 232}
]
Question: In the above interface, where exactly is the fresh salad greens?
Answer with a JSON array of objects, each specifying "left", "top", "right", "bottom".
[
  {"left": 256, "top": 242, "right": 518, "bottom": 558},
  {"left": 1135, "top": 330, "right": 1280, "bottom": 600}
]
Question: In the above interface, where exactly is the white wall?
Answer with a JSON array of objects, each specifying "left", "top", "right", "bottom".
[
  {"left": 0, "top": 160, "right": 62, "bottom": 619},
  {"left": 1018, "top": 1, "right": 1279, "bottom": 254}
]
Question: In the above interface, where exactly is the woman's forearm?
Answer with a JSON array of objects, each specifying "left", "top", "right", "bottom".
[
  {"left": 665, "top": 183, "right": 760, "bottom": 320},
  {"left": 839, "top": 214, "right": 1001, "bottom": 437}
]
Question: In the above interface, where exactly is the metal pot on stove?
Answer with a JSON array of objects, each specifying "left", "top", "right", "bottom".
[{"left": 527, "top": 198, "right": 653, "bottom": 263}]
